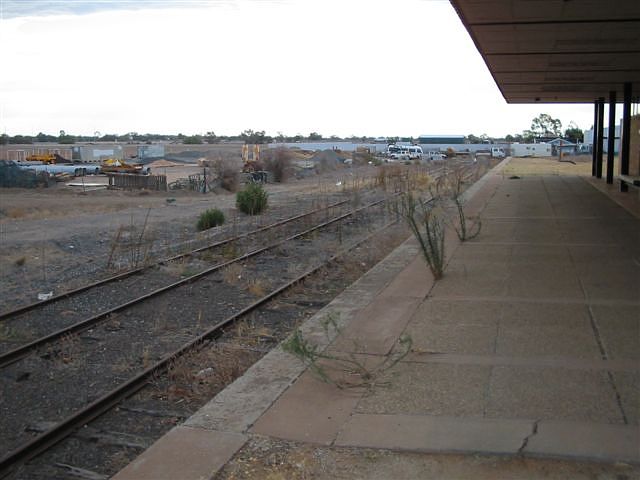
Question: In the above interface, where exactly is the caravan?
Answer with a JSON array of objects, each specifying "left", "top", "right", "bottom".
[{"left": 510, "top": 143, "right": 552, "bottom": 157}]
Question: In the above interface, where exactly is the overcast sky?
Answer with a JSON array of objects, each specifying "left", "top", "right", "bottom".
[{"left": 1, "top": 0, "right": 596, "bottom": 138}]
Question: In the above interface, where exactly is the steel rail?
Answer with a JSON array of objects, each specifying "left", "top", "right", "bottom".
[
  {"left": 0, "top": 196, "right": 393, "bottom": 369},
  {"left": 0, "top": 199, "right": 350, "bottom": 321},
  {"left": 0, "top": 220, "right": 398, "bottom": 478}
]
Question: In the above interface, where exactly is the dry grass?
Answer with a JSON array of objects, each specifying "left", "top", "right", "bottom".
[
  {"left": 246, "top": 278, "right": 267, "bottom": 297},
  {"left": 159, "top": 339, "right": 263, "bottom": 403},
  {"left": 222, "top": 263, "right": 244, "bottom": 286},
  {"left": 503, "top": 156, "right": 593, "bottom": 177}
]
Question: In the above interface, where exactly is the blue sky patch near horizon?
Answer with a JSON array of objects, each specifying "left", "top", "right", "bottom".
[{"left": 1, "top": 0, "right": 211, "bottom": 18}]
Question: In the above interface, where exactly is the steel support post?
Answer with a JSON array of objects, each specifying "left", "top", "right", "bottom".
[
  {"left": 620, "top": 82, "right": 632, "bottom": 191},
  {"left": 592, "top": 99, "right": 598, "bottom": 176},
  {"left": 596, "top": 97, "right": 605, "bottom": 179},
  {"left": 606, "top": 91, "right": 616, "bottom": 184}
]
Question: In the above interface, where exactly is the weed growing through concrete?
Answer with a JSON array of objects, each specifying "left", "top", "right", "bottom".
[
  {"left": 398, "top": 192, "right": 446, "bottom": 280},
  {"left": 282, "top": 313, "right": 412, "bottom": 389},
  {"left": 446, "top": 166, "right": 481, "bottom": 242}
]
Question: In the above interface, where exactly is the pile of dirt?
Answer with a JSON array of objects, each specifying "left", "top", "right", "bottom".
[
  {"left": 146, "top": 159, "right": 181, "bottom": 168},
  {"left": 310, "top": 150, "right": 342, "bottom": 173}
]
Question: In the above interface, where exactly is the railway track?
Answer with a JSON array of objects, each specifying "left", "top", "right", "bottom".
[
  {"left": 0, "top": 194, "right": 392, "bottom": 368},
  {"left": 0, "top": 192, "right": 400, "bottom": 477}
]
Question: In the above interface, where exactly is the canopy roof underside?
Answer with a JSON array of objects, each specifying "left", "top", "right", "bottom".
[{"left": 449, "top": 0, "right": 640, "bottom": 103}]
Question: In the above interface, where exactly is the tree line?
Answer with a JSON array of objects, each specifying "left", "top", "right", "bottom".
[
  {"left": 467, "top": 114, "right": 584, "bottom": 145},
  {"left": 1, "top": 114, "right": 585, "bottom": 146}
]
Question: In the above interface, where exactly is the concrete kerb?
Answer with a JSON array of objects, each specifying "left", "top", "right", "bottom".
[{"left": 113, "top": 160, "right": 510, "bottom": 479}]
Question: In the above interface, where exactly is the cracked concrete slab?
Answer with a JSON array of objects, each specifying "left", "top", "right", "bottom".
[
  {"left": 485, "top": 366, "right": 625, "bottom": 423},
  {"left": 495, "top": 303, "right": 601, "bottom": 359},
  {"left": 590, "top": 305, "right": 640, "bottom": 360}
]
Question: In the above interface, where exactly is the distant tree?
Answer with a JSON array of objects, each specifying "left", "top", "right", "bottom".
[
  {"left": 505, "top": 134, "right": 515, "bottom": 142},
  {"left": 0, "top": 134, "right": 8, "bottom": 145},
  {"left": 308, "top": 132, "right": 322, "bottom": 141},
  {"left": 564, "top": 121, "right": 584, "bottom": 143},
  {"left": 387, "top": 136, "right": 399, "bottom": 145},
  {"left": 466, "top": 134, "right": 481, "bottom": 144},
  {"left": 10, "top": 135, "right": 34, "bottom": 144},
  {"left": 183, "top": 135, "right": 203, "bottom": 144},
  {"left": 100, "top": 134, "right": 117, "bottom": 142},
  {"left": 205, "top": 131, "right": 218, "bottom": 144},
  {"left": 530, "top": 113, "right": 562, "bottom": 138},
  {"left": 240, "top": 129, "right": 271, "bottom": 144},
  {"left": 35, "top": 132, "right": 57, "bottom": 142}
]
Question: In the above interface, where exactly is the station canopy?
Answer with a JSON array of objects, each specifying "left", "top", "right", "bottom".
[{"left": 449, "top": 0, "right": 640, "bottom": 103}]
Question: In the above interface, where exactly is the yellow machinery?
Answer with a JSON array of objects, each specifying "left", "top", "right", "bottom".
[
  {"left": 241, "top": 144, "right": 262, "bottom": 172},
  {"left": 101, "top": 158, "right": 145, "bottom": 174},
  {"left": 26, "top": 153, "right": 66, "bottom": 164}
]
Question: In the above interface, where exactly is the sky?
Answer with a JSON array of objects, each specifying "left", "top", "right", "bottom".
[{"left": 0, "top": 0, "right": 597, "bottom": 138}]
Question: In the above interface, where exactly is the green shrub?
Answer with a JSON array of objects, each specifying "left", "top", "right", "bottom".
[
  {"left": 197, "top": 208, "right": 225, "bottom": 231},
  {"left": 236, "top": 183, "right": 268, "bottom": 215}
]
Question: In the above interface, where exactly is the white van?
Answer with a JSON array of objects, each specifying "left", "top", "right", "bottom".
[
  {"left": 387, "top": 145, "right": 410, "bottom": 160},
  {"left": 407, "top": 146, "right": 423, "bottom": 159}
]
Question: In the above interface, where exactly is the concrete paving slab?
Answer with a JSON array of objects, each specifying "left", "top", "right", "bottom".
[
  {"left": 578, "top": 268, "right": 640, "bottom": 302},
  {"left": 447, "top": 243, "right": 512, "bottom": 264},
  {"left": 525, "top": 421, "right": 640, "bottom": 463},
  {"left": 335, "top": 414, "right": 533, "bottom": 456},
  {"left": 496, "top": 303, "right": 601, "bottom": 359},
  {"left": 513, "top": 220, "right": 564, "bottom": 243},
  {"left": 611, "top": 371, "right": 639, "bottom": 425},
  {"left": 378, "top": 255, "right": 432, "bottom": 299},
  {"left": 405, "top": 300, "right": 500, "bottom": 355},
  {"left": 251, "top": 369, "right": 364, "bottom": 445},
  {"left": 509, "top": 244, "right": 572, "bottom": 265},
  {"left": 486, "top": 366, "right": 625, "bottom": 424},
  {"left": 402, "top": 352, "right": 640, "bottom": 373},
  {"left": 112, "top": 427, "right": 246, "bottom": 480},
  {"left": 329, "top": 296, "right": 422, "bottom": 355},
  {"left": 505, "top": 266, "right": 584, "bottom": 300},
  {"left": 555, "top": 219, "right": 618, "bottom": 244},
  {"left": 355, "top": 362, "right": 490, "bottom": 417},
  {"left": 590, "top": 305, "right": 640, "bottom": 360},
  {"left": 432, "top": 262, "right": 509, "bottom": 297},
  {"left": 472, "top": 219, "right": 517, "bottom": 243}
]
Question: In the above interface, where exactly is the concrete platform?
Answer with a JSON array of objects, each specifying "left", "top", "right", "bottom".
[{"left": 114, "top": 158, "right": 640, "bottom": 479}]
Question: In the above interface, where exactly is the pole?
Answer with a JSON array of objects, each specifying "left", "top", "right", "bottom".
[
  {"left": 596, "top": 97, "right": 605, "bottom": 179},
  {"left": 606, "top": 90, "right": 616, "bottom": 184},
  {"left": 591, "top": 99, "right": 598, "bottom": 177},
  {"left": 620, "top": 82, "right": 632, "bottom": 191}
]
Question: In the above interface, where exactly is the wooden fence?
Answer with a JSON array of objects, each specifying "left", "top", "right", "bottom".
[{"left": 107, "top": 173, "right": 167, "bottom": 191}]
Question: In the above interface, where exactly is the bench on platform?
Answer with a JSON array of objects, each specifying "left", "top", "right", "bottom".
[{"left": 617, "top": 174, "right": 640, "bottom": 192}]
